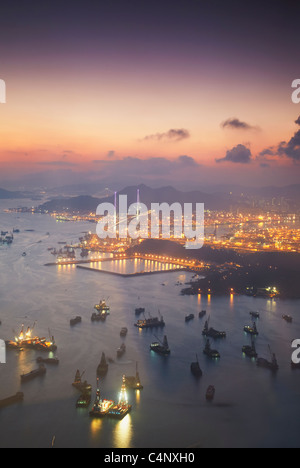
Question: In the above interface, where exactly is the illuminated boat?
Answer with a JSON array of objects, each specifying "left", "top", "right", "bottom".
[
  {"left": 244, "top": 322, "right": 259, "bottom": 336},
  {"left": 94, "top": 299, "right": 110, "bottom": 313},
  {"left": 242, "top": 337, "right": 258, "bottom": 359},
  {"left": 135, "top": 316, "right": 165, "bottom": 329},
  {"left": 202, "top": 319, "right": 226, "bottom": 339},
  {"left": 150, "top": 335, "right": 170, "bottom": 356},
  {"left": 108, "top": 376, "right": 132, "bottom": 419},
  {"left": 203, "top": 339, "right": 220, "bottom": 359},
  {"left": 6, "top": 325, "right": 57, "bottom": 352},
  {"left": 125, "top": 362, "right": 143, "bottom": 390},
  {"left": 76, "top": 391, "right": 92, "bottom": 408},
  {"left": 89, "top": 378, "right": 114, "bottom": 418},
  {"left": 92, "top": 300, "right": 110, "bottom": 321}
]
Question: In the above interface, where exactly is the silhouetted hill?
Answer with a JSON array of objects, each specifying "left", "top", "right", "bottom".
[
  {"left": 38, "top": 184, "right": 237, "bottom": 213},
  {"left": 0, "top": 188, "right": 24, "bottom": 199}
]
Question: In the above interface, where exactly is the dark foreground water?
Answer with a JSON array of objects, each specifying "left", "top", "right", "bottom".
[{"left": 0, "top": 201, "right": 300, "bottom": 448}]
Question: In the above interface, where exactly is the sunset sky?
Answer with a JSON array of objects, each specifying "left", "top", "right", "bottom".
[{"left": 0, "top": 0, "right": 300, "bottom": 190}]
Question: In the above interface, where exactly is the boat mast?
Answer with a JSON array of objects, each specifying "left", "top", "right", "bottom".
[{"left": 119, "top": 375, "right": 128, "bottom": 406}]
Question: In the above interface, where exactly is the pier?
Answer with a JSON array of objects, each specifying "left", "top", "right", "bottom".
[
  {"left": 77, "top": 264, "right": 187, "bottom": 278},
  {"left": 45, "top": 252, "right": 202, "bottom": 272}
]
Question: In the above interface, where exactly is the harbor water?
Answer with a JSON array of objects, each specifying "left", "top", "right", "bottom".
[{"left": 0, "top": 200, "right": 300, "bottom": 448}]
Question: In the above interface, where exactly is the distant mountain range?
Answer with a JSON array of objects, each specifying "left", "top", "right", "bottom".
[
  {"left": 38, "top": 184, "right": 249, "bottom": 213},
  {"left": 0, "top": 188, "right": 25, "bottom": 199}
]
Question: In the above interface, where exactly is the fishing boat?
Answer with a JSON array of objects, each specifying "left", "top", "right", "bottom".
[
  {"left": 257, "top": 346, "right": 279, "bottom": 372},
  {"left": 89, "top": 378, "right": 114, "bottom": 418},
  {"left": 125, "top": 362, "right": 143, "bottom": 390},
  {"left": 185, "top": 314, "right": 194, "bottom": 323},
  {"left": 202, "top": 319, "right": 226, "bottom": 339},
  {"left": 199, "top": 310, "right": 207, "bottom": 319},
  {"left": 120, "top": 327, "right": 128, "bottom": 337},
  {"left": 150, "top": 335, "right": 170, "bottom": 356},
  {"left": 250, "top": 311, "right": 260, "bottom": 319},
  {"left": 72, "top": 370, "right": 92, "bottom": 393},
  {"left": 97, "top": 353, "right": 109, "bottom": 377},
  {"left": 135, "top": 314, "right": 165, "bottom": 329},
  {"left": 0, "top": 392, "right": 24, "bottom": 409},
  {"left": 283, "top": 315, "right": 293, "bottom": 323},
  {"left": 117, "top": 343, "right": 126, "bottom": 358},
  {"left": 244, "top": 322, "right": 259, "bottom": 336},
  {"left": 76, "top": 390, "right": 92, "bottom": 408},
  {"left": 190, "top": 355, "right": 203, "bottom": 378},
  {"left": 70, "top": 316, "right": 82, "bottom": 326},
  {"left": 242, "top": 337, "right": 258, "bottom": 359},
  {"left": 21, "top": 364, "right": 46, "bottom": 382},
  {"left": 203, "top": 339, "right": 220, "bottom": 359},
  {"left": 108, "top": 375, "right": 132, "bottom": 420},
  {"left": 206, "top": 385, "right": 215, "bottom": 401}
]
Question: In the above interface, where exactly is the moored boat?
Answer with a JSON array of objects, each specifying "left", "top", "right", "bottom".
[
  {"left": 135, "top": 315, "right": 165, "bottom": 329},
  {"left": 36, "top": 356, "right": 59, "bottom": 365},
  {"left": 0, "top": 392, "right": 24, "bottom": 409},
  {"left": 125, "top": 363, "right": 143, "bottom": 390},
  {"left": 117, "top": 343, "right": 126, "bottom": 358},
  {"left": 185, "top": 314, "right": 195, "bottom": 323},
  {"left": 257, "top": 346, "right": 279, "bottom": 372},
  {"left": 199, "top": 310, "right": 206, "bottom": 319},
  {"left": 206, "top": 385, "right": 215, "bottom": 401},
  {"left": 244, "top": 322, "right": 259, "bottom": 336},
  {"left": 203, "top": 339, "right": 220, "bottom": 359},
  {"left": 150, "top": 335, "right": 170, "bottom": 356},
  {"left": 72, "top": 370, "right": 92, "bottom": 393},
  {"left": 190, "top": 355, "right": 203, "bottom": 378},
  {"left": 97, "top": 352, "right": 109, "bottom": 377},
  {"left": 21, "top": 364, "right": 46, "bottom": 382},
  {"left": 70, "top": 316, "right": 82, "bottom": 326},
  {"left": 202, "top": 319, "right": 226, "bottom": 339},
  {"left": 108, "top": 375, "right": 132, "bottom": 420},
  {"left": 89, "top": 378, "right": 114, "bottom": 418}
]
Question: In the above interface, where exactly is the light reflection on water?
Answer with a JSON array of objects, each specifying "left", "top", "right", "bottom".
[
  {"left": 113, "top": 415, "right": 133, "bottom": 448},
  {"left": 0, "top": 202, "right": 300, "bottom": 448}
]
